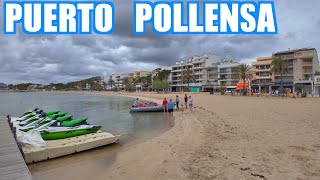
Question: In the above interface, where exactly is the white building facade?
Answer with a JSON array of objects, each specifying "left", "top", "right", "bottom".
[
  {"left": 109, "top": 72, "right": 129, "bottom": 90},
  {"left": 217, "top": 60, "right": 240, "bottom": 90},
  {"left": 171, "top": 54, "right": 221, "bottom": 92}
]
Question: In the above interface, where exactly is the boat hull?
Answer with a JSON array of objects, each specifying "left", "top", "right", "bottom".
[{"left": 129, "top": 106, "right": 163, "bottom": 112}]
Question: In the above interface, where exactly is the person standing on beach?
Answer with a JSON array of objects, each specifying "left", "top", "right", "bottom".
[
  {"left": 167, "top": 99, "right": 175, "bottom": 115},
  {"left": 189, "top": 95, "right": 193, "bottom": 112},
  {"left": 162, "top": 98, "right": 168, "bottom": 112},
  {"left": 184, "top": 94, "right": 188, "bottom": 108},
  {"left": 175, "top": 95, "right": 180, "bottom": 109}
]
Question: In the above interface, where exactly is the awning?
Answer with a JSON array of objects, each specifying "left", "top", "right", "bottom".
[{"left": 235, "top": 82, "right": 249, "bottom": 90}]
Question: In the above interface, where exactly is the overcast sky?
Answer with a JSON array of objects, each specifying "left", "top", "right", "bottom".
[{"left": 0, "top": 0, "right": 319, "bottom": 84}]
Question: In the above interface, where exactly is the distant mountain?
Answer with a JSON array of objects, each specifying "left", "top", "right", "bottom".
[{"left": 0, "top": 83, "right": 7, "bottom": 88}]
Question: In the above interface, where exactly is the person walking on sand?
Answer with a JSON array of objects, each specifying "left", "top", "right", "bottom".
[
  {"left": 167, "top": 99, "right": 175, "bottom": 115},
  {"left": 189, "top": 95, "right": 193, "bottom": 112},
  {"left": 184, "top": 94, "right": 188, "bottom": 108},
  {"left": 162, "top": 98, "right": 168, "bottom": 112},
  {"left": 175, "top": 95, "right": 180, "bottom": 109}
]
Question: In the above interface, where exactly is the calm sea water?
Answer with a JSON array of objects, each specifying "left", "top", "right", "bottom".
[
  {"left": 0, "top": 92, "right": 174, "bottom": 179},
  {"left": 0, "top": 92, "right": 172, "bottom": 138}
]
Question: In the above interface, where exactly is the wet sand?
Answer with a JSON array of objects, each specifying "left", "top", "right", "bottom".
[{"left": 32, "top": 91, "right": 320, "bottom": 180}]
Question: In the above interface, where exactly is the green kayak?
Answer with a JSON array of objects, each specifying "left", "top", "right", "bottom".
[{"left": 41, "top": 125, "right": 101, "bottom": 140}]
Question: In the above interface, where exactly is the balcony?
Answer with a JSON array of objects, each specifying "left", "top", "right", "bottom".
[
  {"left": 218, "top": 78, "right": 234, "bottom": 81},
  {"left": 255, "top": 75, "right": 272, "bottom": 79},
  {"left": 193, "top": 72, "right": 204, "bottom": 75},
  {"left": 172, "top": 79, "right": 181, "bottom": 82},
  {"left": 287, "top": 63, "right": 294, "bottom": 67},
  {"left": 171, "top": 69, "right": 182, "bottom": 72},
  {"left": 192, "top": 59, "right": 205, "bottom": 64},
  {"left": 255, "top": 68, "right": 271, "bottom": 72},
  {"left": 274, "top": 55, "right": 294, "bottom": 60},
  {"left": 219, "top": 71, "right": 233, "bottom": 75},
  {"left": 274, "top": 73, "right": 293, "bottom": 77},
  {"left": 193, "top": 66, "right": 204, "bottom": 70},
  {"left": 303, "top": 71, "right": 313, "bottom": 75},
  {"left": 302, "top": 61, "right": 313, "bottom": 67},
  {"left": 172, "top": 74, "right": 182, "bottom": 77},
  {"left": 296, "top": 52, "right": 314, "bottom": 59}
]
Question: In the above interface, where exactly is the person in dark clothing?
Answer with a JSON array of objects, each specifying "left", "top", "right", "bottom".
[
  {"left": 184, "top": 94, "right": 188, "bottom": 108},
  {"left": 175, "top": 95, "right": 180, "bottom": 109}
]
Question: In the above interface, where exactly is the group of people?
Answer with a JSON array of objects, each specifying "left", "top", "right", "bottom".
[{"left": 162, "top": 94, "right": 193, "bottom": 115}]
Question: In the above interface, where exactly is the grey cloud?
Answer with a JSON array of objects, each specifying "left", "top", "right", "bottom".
[{"left": 1, "top": 0, "right": 320, "bottom": 84}]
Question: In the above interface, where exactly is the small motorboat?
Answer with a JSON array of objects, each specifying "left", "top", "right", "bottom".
[{"left": 129, "top": 105, "right": 163, "bottom": 112}]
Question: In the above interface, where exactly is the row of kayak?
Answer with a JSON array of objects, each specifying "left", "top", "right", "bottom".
[{"left": 17, "top": 108, "right": 101, "bottom": 140}]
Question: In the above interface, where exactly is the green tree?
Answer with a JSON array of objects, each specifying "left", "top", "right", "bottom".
[
  {"left": 182, "top": 69, "right": 196, "bottom": 92},
  {"left": 158, "top": 70, "right": 171, "bottom": 82},
  {"left": 271, "top": 57, "right": 289, "bottom": 96},
  {"left": 108, "top": 78, "right": 115, "bottom": 91},
  {"left": 218, "top": 86, "right": 227, "bottom": 95},
  {"left": 152, "top": 80, "right": 169, "bottom": 91},
  {"left": 91, "top": 83, "right": 103, "bottom": 91},
  {"left": 295, "top": 83, "right": 302, "bottom": 92},
  {"left": 235, "top": 64, "right": 253, "bottom": 96},
  {"left": 135, "top": 76, "right": 151, "bottom": 90},
  {"left": 123, "top": 77, "right": 135, "bottom": 92}
]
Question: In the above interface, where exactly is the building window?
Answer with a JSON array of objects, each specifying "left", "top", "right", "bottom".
[{"left": 220, "top": 68, "right": 227, "bottom": 73}]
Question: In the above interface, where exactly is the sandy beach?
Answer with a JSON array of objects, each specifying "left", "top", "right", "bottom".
[
  {"left": 48, "top": 91, "right": 318, "bottom": 180},
  {"left": 24, "top": 91, "right": 320, "bottom": 180}
]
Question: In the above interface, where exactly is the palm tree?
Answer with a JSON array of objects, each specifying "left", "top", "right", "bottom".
[
  {"left": 182, "top": 69, "right": 196, "bottom": 92},
  {"left": 108, "top": 78, "right": 115, "bottom": 91},
  {"left": 123, "top": 77, "right": 129, "bottom": 86},
  {"left": 235, "top": 64, "right": 253, "bottom": 96},
  {"left": 271, "top": 57, "right": 289, "bottom": 96}
]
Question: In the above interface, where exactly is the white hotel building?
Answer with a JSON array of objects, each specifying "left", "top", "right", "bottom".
[{"left": 171, "top": 54, "right": 221, "bottom": 92}]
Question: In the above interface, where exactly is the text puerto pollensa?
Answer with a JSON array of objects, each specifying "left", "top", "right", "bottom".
[{"left": 4, "top": 1, "right": 278, "bottom": 34}]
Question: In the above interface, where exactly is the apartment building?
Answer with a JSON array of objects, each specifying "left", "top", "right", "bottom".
[
  {"left": 217, "top": 60, "right": 240, "bottom": 90},
  {"left": 171, "top": 54, "right": 221, "bottom": 92},
  {"left": 133, "top": 71, "right": 151, "bottom": 78},
  {"left": 272, "top": 48, "right": 319, "bottom": 93},
  {"left": 110, "top": 72, "right": 129, "bottom": 90},
  {"left": 250, "top": 48, "right": 319, "bottom": 93},
  {"left": 251, "top": 56, "right": 273, "bottom": 93},
  {"left": 203, "top": 62, "right": 220, "bottom": 91}
]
